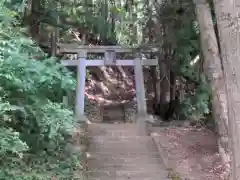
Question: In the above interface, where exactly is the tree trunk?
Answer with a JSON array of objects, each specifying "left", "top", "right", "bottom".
[
  {"left": 159, "top": 55, "right": 170, "bottom": 117},
  {"left": 165, "top": 70, "right": 177, "bottom": 120},
  {"left": 148, "top": 13, "right": 158, "bottom": 107},
  {"left": 212, "top": 0, "right": 240, "bottom": 179},
  {"left": 150, "top": 66, "right": 158, "bottom": 104},
  {"left": 29, "top": 0, "right": 42, "bottom": 38},
  {"left": 194, "top": 0, "right": 230, "bottom": 171},
  {"left": 23, "top": 0, "right": 32, "bottom": 21}
]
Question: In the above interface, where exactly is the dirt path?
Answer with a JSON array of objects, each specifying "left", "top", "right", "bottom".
[{"left": 87, "top": 122, "right": 170, "bottom": 180}]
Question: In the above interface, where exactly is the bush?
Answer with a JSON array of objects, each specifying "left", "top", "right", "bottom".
[{"left": 0, "top": 0, "right": 81, "bottom": 179}]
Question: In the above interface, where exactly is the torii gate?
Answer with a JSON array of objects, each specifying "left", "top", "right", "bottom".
[{"left": 60, "top": 44, "right": 158, "bottom": 122}]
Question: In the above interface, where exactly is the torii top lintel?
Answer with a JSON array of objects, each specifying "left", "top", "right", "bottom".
[{"left": 58, "top": 43, "right": 158, "bottom": 54}]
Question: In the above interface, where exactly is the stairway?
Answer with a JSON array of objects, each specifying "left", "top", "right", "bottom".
[
  {"left": 87, "top": 122, "right": 170, "bottom": 180},
  {"left": 102, "top": 103, "right": 125, "bottom": 123}
]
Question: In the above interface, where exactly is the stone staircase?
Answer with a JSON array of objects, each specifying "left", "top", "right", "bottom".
[
  {"left": 87, "top": 121, "right": 170, "bottom": 180},
  {"left": 102, "top": 103, "right": 125, "bottom": 123}
]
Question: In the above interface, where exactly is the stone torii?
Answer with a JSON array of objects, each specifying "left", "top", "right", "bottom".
[{"left": 60, "top": 44, "right": 158, "bottom": 122}]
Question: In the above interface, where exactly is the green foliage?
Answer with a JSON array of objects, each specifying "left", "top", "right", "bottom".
[
  {"left": 0, "top": 0, "right": 83, "bottom": 179},
  {"left": 173, "top": 17, "right": 210, "bottom": 120},
  {"left": 0, "top": 143, "right": 84, "bottom": 179},
  {"left": 178, "top": 78, "right": 210, "bottom": 121},
  {"left": 157, "top": 0, "right": 211, "bottom": 120},
  {"left": 173, "top": 20, "right": 211, "bottom": 119},
  {"left": 20, "top": 0, "right": 148, "bottom": 45}
]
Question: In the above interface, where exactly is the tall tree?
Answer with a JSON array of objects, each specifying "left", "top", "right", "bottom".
[
  {"left": 213, "top": 0, "right": 240, "bottom": 179},
  {"left": 193, "top": 0, "right": 230, "bottom": 171}
]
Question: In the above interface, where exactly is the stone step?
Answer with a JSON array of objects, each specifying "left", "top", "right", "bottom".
[
  {"left": 103, "top": 107, "right": 124, "bottom": 115},
  {"left": 88, "top": 135, "right": 156, "bottom": 145},
  {"left": 89, "top": 137, "right": 160, "bottom": 148},
  {"left": 88, "top": 150, "right": 161, "bottom": 156},
  {"left": 88, "top": 123, "right": 145, "bottom": 136},
  {"left": 88, "top": 159, "right": 164, "bottom": 169},
  {"left": 88, "top": 170, "right": 169, "bottom": 180},
  {"left": 88, "top": 153, "right": 162, "bottom": 163},
  {"left": 89, "top": 177, "right": 170, "bottom": 180},
  {"left": 88, "top": 143, "right": 155, "bottom": 150},
  {"left": 88, "top": 123, "right": 136, "bottom": 129},
  {"left": 88, "top": 164, "right": 163, "bottom": 172},
  {"left": 87, "top": 160, "right": 163, "bottom": 168},
  {"left": 88, "top": 137, "right": 155, "bottom": 146},
  {"left": 102, "top": 104, "right": 125, "bottom": 122},
  {"left": 88, "top": 170, "right": 168, "bottom": 176}
]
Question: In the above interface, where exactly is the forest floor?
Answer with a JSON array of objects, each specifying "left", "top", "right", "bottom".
[
  {"left": 150, "top": 124, "right": 229, "bottom": 180},
  {"left": 84, "top": 66, "right": 229, "bottom": 180}
]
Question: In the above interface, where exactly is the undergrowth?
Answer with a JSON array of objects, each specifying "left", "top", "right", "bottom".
[{"left": 0, "top": 0, "right": 85, "bottom": 179}]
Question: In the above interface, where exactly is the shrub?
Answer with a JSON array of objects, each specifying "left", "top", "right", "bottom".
[{"left": 0, "top": 0, "right": 80, "bottom": 179}]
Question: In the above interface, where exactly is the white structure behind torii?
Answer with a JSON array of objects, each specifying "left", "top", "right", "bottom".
[{"left": 60, "top": 45, "right": 158, "bottom": 121}]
